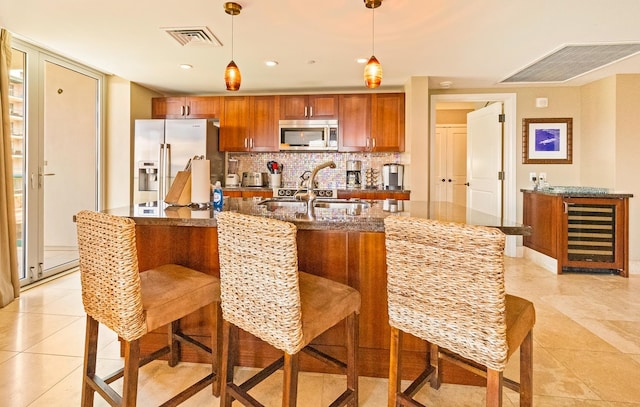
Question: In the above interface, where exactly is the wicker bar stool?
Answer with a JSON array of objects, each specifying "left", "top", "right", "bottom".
[
  {"left": 75, "top": 210, "right": 222, "bottom": 407},
  {"left": 216, "top": 211, "right": 361, "bottom": 407},
  {"left": 384, "top": 216, "right": 535, "bottom": 407}
]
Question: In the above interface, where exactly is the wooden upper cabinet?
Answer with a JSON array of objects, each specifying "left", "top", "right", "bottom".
[
  {"left": 338, "top": 93, "right": 405, "bottom": 152},
  {"left": 280, "top": 94, "right": 338, "bottom": 120},
  {"left": 152, "top": 96, "right": 220, "bottom": 119},
  {"left": 371, "top": 93, "right": 405, "bottom": 152},
  {"left": 339, "top": 94, "right": 371, "bottom": 152},
  {"left": 219, "top": 96, "right": 279, "bottom": 152}
]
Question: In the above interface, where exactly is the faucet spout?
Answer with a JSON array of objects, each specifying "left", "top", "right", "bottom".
[{"left": 297, "top": 161, "right": 336, "bottom": 220}]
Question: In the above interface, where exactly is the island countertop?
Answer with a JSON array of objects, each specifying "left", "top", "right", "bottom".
[{"left": 105, "top": 198, "right": 530, "bottom": 235}]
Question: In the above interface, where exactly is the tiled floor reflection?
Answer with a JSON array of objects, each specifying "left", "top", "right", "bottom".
[{"left": 1, "top": 258, "right": 639, "bottom": 406}]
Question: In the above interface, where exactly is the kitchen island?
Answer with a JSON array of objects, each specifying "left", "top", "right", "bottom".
[{"left": 105, "top": 198, "right": 529, "bottom": 385}]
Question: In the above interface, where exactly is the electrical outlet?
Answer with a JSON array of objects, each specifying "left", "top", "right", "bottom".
[
  {"left": 539, "top": 172, "right": 547, "bottom": 182},
  {"left": 529, "top": 172, "right": 537, "bottom": 182}
]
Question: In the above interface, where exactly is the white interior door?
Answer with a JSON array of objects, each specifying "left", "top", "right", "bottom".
[
  {"left": 466, "top": 102, "right": 503, "bottom": 218},
  {"left": 432, "top": 125, "right": 467, "bottom": 205}
]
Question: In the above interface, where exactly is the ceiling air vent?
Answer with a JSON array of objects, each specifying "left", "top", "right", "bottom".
[
  {"left": 162, "top": 26, "right": 223, "bottom": 47},
  {"left": 501, "top": 43, "right": 640, "bottom": 83}
]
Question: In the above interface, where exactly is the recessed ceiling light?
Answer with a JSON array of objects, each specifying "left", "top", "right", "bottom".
[
  {"left": 265, "top": 60, "right": 278, "bottom": 67},
  {"left": 180, "top": 64, "right": 193, "bottom": 70},
  {"left": 356, "top": 58, "right": 368, "bottom": 64}
]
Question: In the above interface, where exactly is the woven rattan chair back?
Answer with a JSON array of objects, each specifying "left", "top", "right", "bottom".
[
  {"left": 384, "top": 215, "right": 508, "bottom": 371},
  {"left": 216, "top": 211, "right": 304, "bottom": 354},
  {"left": 76, "top": 210, "right": 146, "bottom": 342}
]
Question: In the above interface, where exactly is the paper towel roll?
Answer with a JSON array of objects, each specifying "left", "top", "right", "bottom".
[{"left": 190, "top": 159, "right": 211, "bottom": 204}]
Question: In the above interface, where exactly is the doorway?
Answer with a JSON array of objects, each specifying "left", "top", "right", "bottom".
[
  {"left": 430, "top": 93, "right": 517, "bottom": 256},
  {"left": 12, "top": 39, "right": 103, "bottom": 286}
]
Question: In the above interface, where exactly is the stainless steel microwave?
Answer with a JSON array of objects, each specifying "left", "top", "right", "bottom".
[{"left": 279, "top": 119, "right": 338, "bottom": 151}]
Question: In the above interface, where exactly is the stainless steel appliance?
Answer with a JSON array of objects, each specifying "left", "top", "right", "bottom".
[
  {"left": 279, "top": 119, "right": 338, "bottom": 151},
  {"left": 346, "top": 160, "right": 362, "bottom": 189},
  {"left": 226, "top": 157, "right": 240, "bottom": 187},
  {"left": 241, "top": 172, "right": 269, "bottom": 187},
  {"left": 382, "top": 163, "right": 404, "bottom": 190},
  {"left": 133, "top": 119, "right": 224, "bottom": 203}
]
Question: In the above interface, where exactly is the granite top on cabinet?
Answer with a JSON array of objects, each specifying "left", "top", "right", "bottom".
[
  {"left": 105, "top": 198, "right": 529, "bottom": 235},
  {"left": 521, "top": 186, "right": 633, "bottom": 199}
]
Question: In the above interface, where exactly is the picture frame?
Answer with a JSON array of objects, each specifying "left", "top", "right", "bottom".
[{"left": 522, "top": 118, "right": 573, "bottom": 164}]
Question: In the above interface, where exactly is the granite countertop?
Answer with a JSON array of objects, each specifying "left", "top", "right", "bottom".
[
  {"left": 521, "top": 186, "right": 633, "bottom": 199},
  {"left": 224, "top": 187, "right": 412, "bottom": 194},
  {"left": 105, "top": 198, "right": 530, "bottom": 235}
]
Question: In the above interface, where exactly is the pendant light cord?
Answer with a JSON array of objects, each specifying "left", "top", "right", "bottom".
[
  {"left": 371, "top": 6, "right": 375, "bottom": 55},
  {"left": 231, "top": 14, "right": 234, "bottom": 60}
]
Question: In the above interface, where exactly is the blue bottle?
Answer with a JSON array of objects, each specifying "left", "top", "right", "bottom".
[{"left": 213, "top": 181, "right": 223, "bottom": 211}]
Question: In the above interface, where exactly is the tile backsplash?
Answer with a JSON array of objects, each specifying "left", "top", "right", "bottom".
[{"left": 226, "top": 152, "right": 400, "bottom": 189}]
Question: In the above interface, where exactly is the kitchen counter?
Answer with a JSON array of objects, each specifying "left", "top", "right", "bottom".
[
  {"left": 113, "top": 198, "right": 527, "bottom": 384},
  {"left": 520, "top": 186, "right": 633, "bottom": 199},
  {"left": 108, "top": 198, "right": 530, "bottom": 235}
]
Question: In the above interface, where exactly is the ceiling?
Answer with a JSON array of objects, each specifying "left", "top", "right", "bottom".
[{"left": 2, "top": 0, "right": 640, "bottom": 95}]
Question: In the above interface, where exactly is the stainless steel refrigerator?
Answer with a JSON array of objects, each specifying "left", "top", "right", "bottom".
[{"left": 133, "top": 119, "right": 224, "bottom": 204}]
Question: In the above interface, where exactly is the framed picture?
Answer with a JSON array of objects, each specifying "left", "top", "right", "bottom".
[{"left": 522, "top": 118, "right": 573, "bottom": 164}]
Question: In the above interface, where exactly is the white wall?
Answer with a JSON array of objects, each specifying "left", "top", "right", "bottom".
[{"left": 402, "top": 76, "right": 429, "bottom": 201}]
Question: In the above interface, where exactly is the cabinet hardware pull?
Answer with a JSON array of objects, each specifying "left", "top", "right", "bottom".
[
  {"left": 309, "top": 106, "right": 313, "bottom": 117},
  {"left": 181, "top": 106, "right": 185, "bottom": 116},
  {"left": 304, "top": 106, "right": 308, "bottom": 117},
  {"left": 185, "top": 105, "right": 190, "bottom": 116}
]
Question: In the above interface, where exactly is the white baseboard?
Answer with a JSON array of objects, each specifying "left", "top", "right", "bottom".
[{"left": 523, "top": 247, "right": 557, "bottom": 274}]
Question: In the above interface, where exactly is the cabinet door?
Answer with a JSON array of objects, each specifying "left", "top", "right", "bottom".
[
  {"left": 219, "top": 96, "right": 250, "bottom": 151},
  {"left": 152, "top": 97, "right": 186, "bottom": 119},
  {"left": 371, "top": 93, "right": 405, "bottom": 152},
  {"left": 308, "top": 95, "right": 338, "bottom": 119},
  {"left": 250, "top": 96, "right": 279, "bottom": 152},
  {"left": 522, "top": 192, "right": 560, "bottom": 259},
  {"left": 339, "top": 94, "right": 370, "bottom": 152},
  {"left": 280, "top": 95, "right": 308, "bottom": 120},
  {"left": 152, "top": 96, "right": 220, "bottom": 119},
  {"left": 186, "top": 96, "right": 220, "bottom": 119}
]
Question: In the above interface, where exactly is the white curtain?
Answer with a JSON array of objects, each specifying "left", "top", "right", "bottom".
[{"left": 0, "top": 28, "right": 19, "bottom": 307}]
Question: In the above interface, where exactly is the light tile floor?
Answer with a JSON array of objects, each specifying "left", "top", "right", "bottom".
[{"left": 1, "top": 257, "right": 639, "bottom": 406}]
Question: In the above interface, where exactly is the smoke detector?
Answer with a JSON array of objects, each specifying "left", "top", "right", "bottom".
[{"left": 162, "top": 26, "right": 223, "bottom": 47}]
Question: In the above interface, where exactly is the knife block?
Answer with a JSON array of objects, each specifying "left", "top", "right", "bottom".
[{"left": 164, "top": 171, "right": 191, "bottom": 206}]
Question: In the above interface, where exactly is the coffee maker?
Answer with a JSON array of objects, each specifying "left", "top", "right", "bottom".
[
  {"left": 346, "top": 160, "right": 362, "bottom": 189},
  {"left": 382, "top": 163, "right": 404, "bottom": 190}
]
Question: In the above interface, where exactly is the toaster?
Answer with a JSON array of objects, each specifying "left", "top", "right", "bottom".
[{"left": 241, "top": 172, "right": 269, "bottom": 187}]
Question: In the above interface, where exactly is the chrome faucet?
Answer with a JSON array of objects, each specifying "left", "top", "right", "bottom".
[{"left": 295, "top": 161, "right": 336, "bottom": 220}]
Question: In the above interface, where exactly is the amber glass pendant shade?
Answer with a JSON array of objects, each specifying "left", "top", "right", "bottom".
[
  {"left": 225, "top": 60, "right": 241, "bottom": 91},
  {"left": 364, "top": 55, "right": 382, "bottom": 88}
]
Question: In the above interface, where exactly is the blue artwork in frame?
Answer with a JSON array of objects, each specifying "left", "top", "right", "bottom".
[{"left": 523, "top": 118, "right": 573, "bottom": 164}]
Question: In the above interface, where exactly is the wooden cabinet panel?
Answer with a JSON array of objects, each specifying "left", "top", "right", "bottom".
[
  {"left": 371, "top": 93, "right": 405, "bottom": 152},
  {"left": 220, "top": 96, "right": 279, "bottom": 152},
  {"left": 152, "top": 96, "right": 220, "bottom": 119},
  {"left": 339, "top": 94, "right": 370, "bottom": 152},
  {"left": 522, "top": 191, "right": 560, "bottom": 258},
  {"left": 280, "top": 94, "right": 338, "bottom": 120}
]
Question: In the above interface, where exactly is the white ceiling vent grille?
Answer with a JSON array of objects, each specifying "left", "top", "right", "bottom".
[
  {"left": 501, "top": 43, "right": 640, "bottom": 83},
  {"left": 162, "top": 26, "right": 223, "bottom": 47}
]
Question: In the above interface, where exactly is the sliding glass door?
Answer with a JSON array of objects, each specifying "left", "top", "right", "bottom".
[{"left": 11, "top": 39, "right": 103, "bottom": 286}]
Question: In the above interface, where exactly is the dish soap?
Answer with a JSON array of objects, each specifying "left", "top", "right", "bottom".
[{"left": 212, "top": 181, "right": 223, "bottom": 211}]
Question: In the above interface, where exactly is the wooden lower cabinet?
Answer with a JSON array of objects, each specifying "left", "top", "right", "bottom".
[{"left": 133, "top": 224, "right": 482, "bottom": 384}]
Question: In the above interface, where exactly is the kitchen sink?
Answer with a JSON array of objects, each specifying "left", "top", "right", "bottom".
[{"left": 258, "top": 198, "right": 370, "bottom": 214}]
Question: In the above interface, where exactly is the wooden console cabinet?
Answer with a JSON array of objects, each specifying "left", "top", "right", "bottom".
[{"left": 522, "top": 190, "right": 632, "bottom": 277}]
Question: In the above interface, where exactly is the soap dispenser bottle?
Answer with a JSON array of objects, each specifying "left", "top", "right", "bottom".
[{"left": 212, "top": 181, "right": 223, "bottom": 211}]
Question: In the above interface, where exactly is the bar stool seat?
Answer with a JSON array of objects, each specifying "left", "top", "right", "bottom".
[
  {"left": 75, "top": 210, "right": 222, "bottom": 407},
  {"left": 216, "top": 211, "right": 360, "bottom": 407},
  {"left": 384, "top": 216, "right": 535, "bottom": 407}
]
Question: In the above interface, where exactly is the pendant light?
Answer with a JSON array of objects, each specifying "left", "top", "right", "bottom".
[
  {"left": 224, "top": 2, "right": 242, "bottom": 91},
  {"left": 364, "top": 0, "right": 383, "bottom": 89}
]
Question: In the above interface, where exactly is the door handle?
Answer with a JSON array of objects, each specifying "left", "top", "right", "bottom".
[
  {"left": 441, "top": 178, "right": 445, "bottom": 182},
  {"left": 448, "top": 179, "right": 452, "bottom": 182},
  {"left": 464, "top": 182, "right": 470, "bottom": 186}
]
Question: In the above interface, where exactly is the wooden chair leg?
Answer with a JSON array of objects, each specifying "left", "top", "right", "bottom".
[
  {"left": 168, "top": 320, "right": 180, "bottom": 367},
  {"left": 212, "top": 302, "right": 223, "bottom": 397},
  {"left": 220, "top": 320, "right": 236, "bottom": 407},
  {"left": 520, "top": 330, "right": 533, "bottom": 407},
  {"left": 82, "top": 315, "right": 99, "bottom": 407},
  {"left": 282, "top": 353, "right": 300, "bottom": 407},
  {"left": 347, "top": 312, "right": 359, "bottom": 407},
  {"left": 429, "top": 343, "right": 442, "bottom": 390},
  {"left": 388, "top": 326, "right": 402, "bottom": 407},
  {"left": 121, "top": 339, "right": 141, "bottom": 406},
  {"left": 486, "top": 369, "right": 503, "bottom": 407}
]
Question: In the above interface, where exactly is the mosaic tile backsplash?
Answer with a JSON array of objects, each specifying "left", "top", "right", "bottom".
[{"left": 227, "top": 152, "right": 401, "bottom": 189}]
